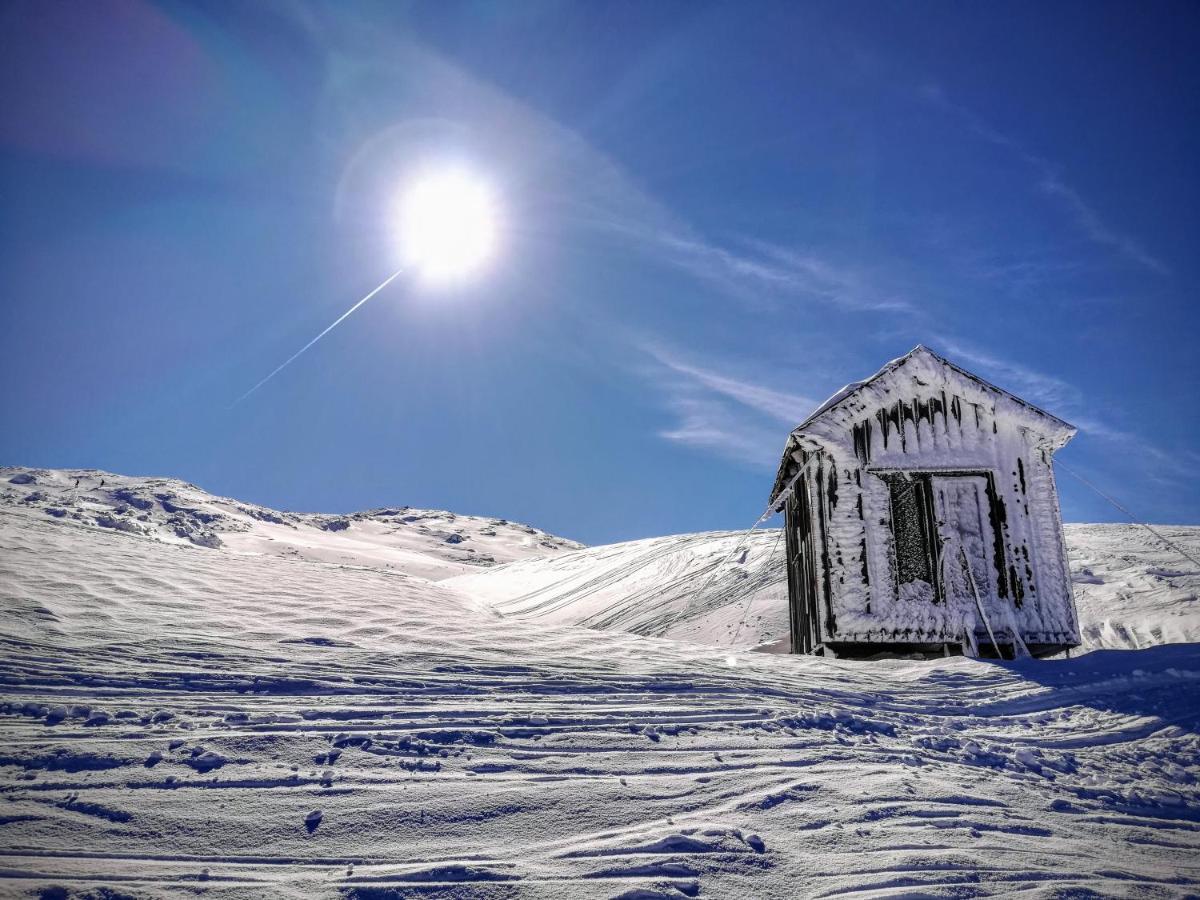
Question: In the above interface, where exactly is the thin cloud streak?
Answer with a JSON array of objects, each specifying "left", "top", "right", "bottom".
[
  {"left": 583, "top": 209, "right": 910, "bottom": 314},
  {"left": 933, "top": 337, "right": 1191, "bottom": 481},
  {"left": 655, "top": 235, "right": 912, "bottom": 313},
  {"left": 918, "top": 83, "right": 1169, "bottom": 277},
  {"left": 658, "top": 395, "right": 787, "bottom": 469},
  {"left": 1039, "top": 176, "right": 1170, "bottom": 276},
  {"left": 640, "top": 343, "right": 817, "bottom": 469},
  {"left": 933, "top": 337, "right": 1083, "bottom": 411},
  {"left": 645, "top": 344, "right": 816, "bottom": 424}
]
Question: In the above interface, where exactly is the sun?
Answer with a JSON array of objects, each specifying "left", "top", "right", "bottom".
[{"left": 397, "top": 168, "right": 499, "bottom": 284}]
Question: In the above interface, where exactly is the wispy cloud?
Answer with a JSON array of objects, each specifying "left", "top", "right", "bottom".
[
  {"left": 540, "top": 132, "right": 907, "bottom": 314},
  {"left": 651, "top": 235, "right": 912, "bottom": 313},
  {"left": 933, "top": 337, "right": 1191, "bottom": 482},
  {"left": 918, "top": 83, "right": 1169, "bottom": 277},
  {"left": 959, "top": 251, "right": 1090, "bottom": 295},
  {"left": 1065, "top": 414, "right": 1193, "bottom": 486},
  {"left": 640, "top": 343, "right": 817, "bottom": 469},
  {"left": 1038, "top": 176, "right": 1170, "bottom": 276},
  {"left": 646, "top": 344, "right": 816, "bottom": 424},
  {"left": 932, "top": 337, "right": 1083, "bottom": 411},
  {"left": 657, "top": 394, "right": 787, "bottom": 469},
  {"left": 577, "top": 200, "right": 910, "bottom": 313}
]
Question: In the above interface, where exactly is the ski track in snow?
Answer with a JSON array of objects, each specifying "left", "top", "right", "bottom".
[{"left": 1, "top": 467, "right": 1199, "bottom": 899}]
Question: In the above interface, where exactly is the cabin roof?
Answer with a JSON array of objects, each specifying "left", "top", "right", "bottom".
[{"left": 767, "top": 345, "right": 1076, "bottom": 508}]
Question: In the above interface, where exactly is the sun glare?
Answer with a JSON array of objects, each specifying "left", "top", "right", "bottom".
[{"left": 398, "top": 168, "right": 499, "bottom": 284}]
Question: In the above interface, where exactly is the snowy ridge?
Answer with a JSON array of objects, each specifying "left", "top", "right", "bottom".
[
  {"left": 1, "top": 466, "right": 581, "bottom": 581},
  {"left": 1, "top": 468, "right": 1198, "bottom": 897},
  {"left": 451, "top": 524, "right": 1200, "bottom": 653}
]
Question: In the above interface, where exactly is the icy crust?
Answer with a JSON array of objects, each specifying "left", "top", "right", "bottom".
[
  {"left": 0, "top": 466, "right": 581, "bottom": 580},
  {"left": 775, "top": 347, "right": 1079, "bottom": 648}
]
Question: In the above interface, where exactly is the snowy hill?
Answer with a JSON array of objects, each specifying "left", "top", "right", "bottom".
[
  {"left": 0, "top": 466, "right": 581, "bottom": 580},
  {"left": 1, "top": 467, "right": 1199, "bottom": 897},
  {"left": 449, "top": 530, "right": 793, "bottom": 649},
  {"left": 7, "top": 466, "right": 1194, "bottom": 655},
  {"left": 449, "top": 524, "right": 1200, "bottom": 654}
]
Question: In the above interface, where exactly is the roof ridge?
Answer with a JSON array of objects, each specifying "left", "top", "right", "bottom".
[{"left": 789, "top": 345, "right": 1074, "bottom": 435}]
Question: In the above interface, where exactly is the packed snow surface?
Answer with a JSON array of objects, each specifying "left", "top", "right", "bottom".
[{"left": 1, "top": 467, "right": 1198, "bottom": 898}]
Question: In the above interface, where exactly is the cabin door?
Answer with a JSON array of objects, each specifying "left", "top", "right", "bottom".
[{"left": 930, "top": 475, "right": 998, "bottom": 630}]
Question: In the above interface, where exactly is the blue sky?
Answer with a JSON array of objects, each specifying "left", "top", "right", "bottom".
[{"left": 2, "top": 0, "right": 1197, "bottom": 545}]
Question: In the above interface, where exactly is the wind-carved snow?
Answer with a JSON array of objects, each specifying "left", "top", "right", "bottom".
[
  {"left": 1, "top": 467, "right": 1198, "bottom": 898},
  {"left": 451, "top": 524, "right": 1200, "bottom": 654},
  {"left": 452, "top": 529, "right": 794, "bottom": 649},
  {"left": 1066, "top": 524, "right": 1200, "bottom": 651},
  {"left": 1, "top": 466, "right": 581, "bottom": 579}
]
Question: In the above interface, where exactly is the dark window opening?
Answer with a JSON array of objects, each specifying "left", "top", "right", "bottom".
[{"left": 886, "top": 475, "right": 941, "bottom": 602}]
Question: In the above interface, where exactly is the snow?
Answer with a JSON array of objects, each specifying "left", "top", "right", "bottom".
[
  {"left": 0, "top": 466, "right": 581, "bottom": 580},
  {"left": 450, "top": 529, "right": 791, "bottom": 648},
  {"left": 1067, "top": 524, "right": 1200, "bottom": 651},
  {"left": 452, "top": 524, "right": 1200, "bottom": 654},
  {"left": 1, "top": 467, "right": 1198, "bottom": 897}
]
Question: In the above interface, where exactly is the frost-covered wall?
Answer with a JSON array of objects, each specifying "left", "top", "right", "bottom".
[{"left": 771, "top": 347, "right": 1080, "bottom": 655}]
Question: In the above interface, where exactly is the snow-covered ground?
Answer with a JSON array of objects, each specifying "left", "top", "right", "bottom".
[
  {"left": 1066, "top": 524, "right": 1200, "bottom": 651},
  {"left": 1, "top": 467, "right": 580, "bottom": 580},
  {"left": 450, "top": 524, "right": 1200, "bottom": 654},
  {"left": 1, "top": 467, "right": 1198, "bottom": 898},
  {"left": 450, "top": 530, "right": 794, "bottom": 651}
]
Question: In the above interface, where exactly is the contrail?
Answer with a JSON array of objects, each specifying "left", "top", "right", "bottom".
[{"left": 231, "top": 268, "right": 404, "bottom": 407}]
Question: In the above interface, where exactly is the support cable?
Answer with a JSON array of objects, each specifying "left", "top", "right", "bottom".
[
  {"left": 1054, "top": 458, "right": 1200, "bottom": 570},
  {"left": 656, "top": 505, "right": 777, "bottom": 640},
  {"left": 728, "top": 525, "right": 785, "bottom": 649}
]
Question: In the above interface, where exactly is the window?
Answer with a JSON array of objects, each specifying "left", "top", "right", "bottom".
[{"left": 886, "top": 475, "right": 940, "bottom": 601}]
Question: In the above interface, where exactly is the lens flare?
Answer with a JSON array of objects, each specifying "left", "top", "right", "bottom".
[
  {"left": 231, "top": 167, "right": 502, "bottom": 405},
  {"left": 398, "top": 169, "right": 498, "bottom": 283}
]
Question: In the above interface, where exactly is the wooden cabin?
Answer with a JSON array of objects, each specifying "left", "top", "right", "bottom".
[{"left": 768, "top": 346, "right": 1080, "bottom": 658}]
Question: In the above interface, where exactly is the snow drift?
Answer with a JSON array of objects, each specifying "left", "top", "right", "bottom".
[
  {"left": 450, "top": 524, "right": 1200, "bottom": 655},
  {"left": 2, "top": 466, "right": 581, "bottom": 579},
  {"left": 1, "top": 467, "right": 1198, "bottom": 898}
]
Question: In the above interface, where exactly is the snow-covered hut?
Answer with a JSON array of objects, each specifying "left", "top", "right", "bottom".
[{"left": 768, "top": 346, "right": 1080, "bottom": 658}]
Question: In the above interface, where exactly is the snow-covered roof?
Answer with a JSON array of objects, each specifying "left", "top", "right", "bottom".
[
  {"left": 794, "top": 345, "right": 1074, "bottom": 437},
  {"left": 768, "top": 345, "right": 1076, "bottom": 507}
]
